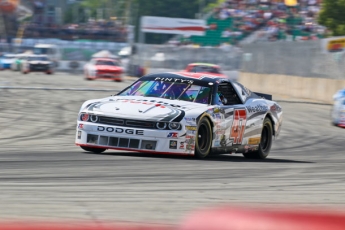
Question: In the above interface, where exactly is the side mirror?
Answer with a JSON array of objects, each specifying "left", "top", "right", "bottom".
[{"left": 221, "top": 98, "right": 228, "bottom": 105}]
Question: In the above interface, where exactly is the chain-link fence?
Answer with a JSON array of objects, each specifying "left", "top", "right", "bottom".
[
  {"left": 133, "top": 44, "right": 243, "bottom": 71},
  {"left": 241, "top": 41, "right": 345, "bottom": 80},
  {"left": 133, "top": 41, "right": 345, "bottom": 80}
]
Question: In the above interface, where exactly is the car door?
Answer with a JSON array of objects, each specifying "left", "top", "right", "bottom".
[{"left": 213, "top": 82, "right": 247, "bottom": 149}]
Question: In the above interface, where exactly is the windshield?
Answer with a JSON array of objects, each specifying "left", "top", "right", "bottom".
[
  {"left": 190, "top": 66, "right": 221, "bottom": 74},
  {"left": 95, "top": 60, "right": 119, "bottom": 66},
  {"left": 118, "top": 80, "right": 211, "bottom": 104},
  {"left": 34, "top": 47, "right": 52, "bottom": 55},
  {"left": 29, "top": 56, "right": 49, "bottom": 61}
]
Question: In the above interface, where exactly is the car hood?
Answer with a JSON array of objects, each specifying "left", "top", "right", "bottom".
[
  {"left": 82, "top": 96, "right": 208, "bottom": 121},
  {"left": 95, "top": 65, "right": 122, "bottom": 71}
]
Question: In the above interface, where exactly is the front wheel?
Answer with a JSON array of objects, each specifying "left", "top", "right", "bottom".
[
  {"left": 80, "top": 146, "right": 106, "bottom": 153},
  {"left": 194, "top": 117, "right": 212, "bottom": 159},
  {"left": 243, "top": 117, "right": 273, "bottom": 159}
]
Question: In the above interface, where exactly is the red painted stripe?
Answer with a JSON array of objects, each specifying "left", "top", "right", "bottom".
[{"left": 143, "top": 26, "right": 205, "bottom": 32}]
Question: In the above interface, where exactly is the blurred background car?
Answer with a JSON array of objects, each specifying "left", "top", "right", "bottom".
[
  {"left": 332, "top": 89, "right": 345, "bottom": 128},
  {"left": 84, "top": 57, "right": 124, "bottom": 82},
  {"left": 184, "top": 63, "right": 229, "bottom": 78},
  {"left": 0, "top": 53, "right": 17, "bottom": 70},
  {"left": 21, "top": 54, "right": 54, "bottom": 74}
]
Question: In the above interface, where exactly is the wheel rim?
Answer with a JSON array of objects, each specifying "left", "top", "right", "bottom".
[
  {"left": 261, "top": 125, "right": 269, "bottom": 152},
  {"left": 198, "top": 124, "right": 208, "bottom": 151}
]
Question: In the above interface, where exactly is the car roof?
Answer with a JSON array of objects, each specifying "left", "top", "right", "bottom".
[
  {"left": 187, "top": 63, "right": 220, "bottom": 68},
  {"left": 92, "top": 58, "right": 118, "bottom": 61},
  {"left": 141, "top": 72, "right": 230, "bottom": 84}
]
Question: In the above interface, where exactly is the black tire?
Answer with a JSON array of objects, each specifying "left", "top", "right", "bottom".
[
  {"left": 194, "top": 117, "right": 212, "bottom": 159},
  {"left": 80, "top": 146, "right": 106, "bottom": 153},
  {"left": 243, "top": 117, "right": 273, "bottom": 159}
]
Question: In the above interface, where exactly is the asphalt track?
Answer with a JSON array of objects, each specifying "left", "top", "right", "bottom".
[{"left": 1, "top": 71, "right": 345, "bottom": 224}]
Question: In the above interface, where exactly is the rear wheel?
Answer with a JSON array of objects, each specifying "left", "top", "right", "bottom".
[
  {"left": 194, "top": 117, "right": 212, "bottom": 159},
  {"left": 80, "top": 146, "right": 106, "bottom": 153},
  {"left": 243, "top": 117, "right": 273, "bottom": 159}
]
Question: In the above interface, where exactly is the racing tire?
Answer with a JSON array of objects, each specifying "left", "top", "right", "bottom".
[
  {"left": 243, "top": 117, "right": 273, "bottom": 159},
  {"left": 80, "top": 146, "right": 106, "bottom": 154},
  {"left": 194, "top": 117, "right": 212, "bottom": 159}
]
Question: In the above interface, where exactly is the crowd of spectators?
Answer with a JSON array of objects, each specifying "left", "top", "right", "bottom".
[
  {"left": 211, "top": 0, "right": 326, "bottom": 43},
  {"left": 23, "top": 19, "right": 128, "bottom": 42}
]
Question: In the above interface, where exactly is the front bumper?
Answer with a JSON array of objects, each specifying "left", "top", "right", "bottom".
[{"left": 75, "top": 122, "right": 195, "bottom": 155}]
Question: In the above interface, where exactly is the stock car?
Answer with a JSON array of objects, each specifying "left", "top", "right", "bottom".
[
  {"left": 75, "top": 72, "right": 283, "bottom": 159},
  {"left": 21, "top": 55, "right": 54, "bottom": 74},
  {"left": 0, "top": 53, "right": 17, "bottom": 70},
  {"left": 84, "top": 58, "right": 124, "bottom": 82},
  {"left": 184, "top": 63, "right": 228, "bottom": 78},
  {"left": 331, "top": 89, "right": 345, "bottom": 128}
]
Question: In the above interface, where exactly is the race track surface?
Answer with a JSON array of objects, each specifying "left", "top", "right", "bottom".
[{"left": 0, "top": 71, "right": 345, "bottom": 223}]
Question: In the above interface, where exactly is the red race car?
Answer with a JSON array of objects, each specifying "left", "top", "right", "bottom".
[
  {"left": 84, "top": 58, "right": 124, "bottom": 82},
  {"left": 184, "top": 63, "right": 228, "bottom": 78}
]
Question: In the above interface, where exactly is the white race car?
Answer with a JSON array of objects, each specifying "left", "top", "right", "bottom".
[
  {"left": 76, "top": 72, "right": 283, "bottom": 159},
  {"left": 331, "top": 89, "right": 345, "bottom": 128}
]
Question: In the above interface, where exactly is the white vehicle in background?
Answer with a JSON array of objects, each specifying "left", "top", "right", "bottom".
[
  {"left": 21, "top": 54, "right": 54, "bottom": 74},
  {"left": 33, "top": 44, "right": 61, "bottom": 67},
  {"left": 332, "top": 89, "right": 345, "bottom": 128}
]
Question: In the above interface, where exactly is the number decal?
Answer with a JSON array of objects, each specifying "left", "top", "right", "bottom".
[{"left": 230, "top": 109, "right": 247, "bottom": 144}]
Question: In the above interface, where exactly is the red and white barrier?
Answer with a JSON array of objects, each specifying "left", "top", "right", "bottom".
[
  {"left": 179, "top": 206, "right": 345, "bottom": 230},
  {"left": 2, "top": 206, "right": 345, "bottom": 230}
]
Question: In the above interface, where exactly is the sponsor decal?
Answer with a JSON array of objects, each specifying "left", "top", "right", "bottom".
[
  {"left": 229, "top": 109, "right": 247, "bottom": 145},
  {"left": 97, "top": 126, "right": 144, "bottom": 135},
  {"left": 184, "top": 117, "right": 196, "bottom": 123},
  {"left": 246, "top": 104, "right": 268, "bottom": 113},
  {"left": 169, "top": 140, "right": 177, "bottom": 149},
  {"left": 185, "top": 136, "right": 195, "bottom": 152},
  {"left": 186, "top": 125, "right": 197, "bottom": 131},
  {"left": 216, "top": 129, "right": 225, "bottom": 135},
  {"left": 154, "top": 77, "right": 194, "bottom": 84},
  {"left": 179, "top": 142, "right": 185, "bottom": 149},
  {"left": 213, "top": 107, "right": 220, "bottom": 113},
  {"left": 167, "top": 132, "right": 178, "bottom": 138},
  {"left": 213, "top": 113, "right": 222, "bottom": 120},
  {"left": 186, "top": 130, "right": 196, "bottom": 135},
  {"left": 78, "top": 124, "right": 84, "bottom": 129},
  {"left": 248, "top": 137, "right": 261, "bottom": 145},
  {"left": 77, "top": 131, "right": 82, "bottom": 139}
]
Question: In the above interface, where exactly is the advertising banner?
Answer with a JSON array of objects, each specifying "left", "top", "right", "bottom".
[{"left": 141, "top": 16, "right": 206, "bottom": 36}]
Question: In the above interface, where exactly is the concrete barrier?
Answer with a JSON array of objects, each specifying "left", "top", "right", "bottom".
[{"left": 239, "top": 72, "right": 345, "bottom": 104}]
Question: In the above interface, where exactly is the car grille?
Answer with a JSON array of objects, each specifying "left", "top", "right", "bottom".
[
  {"left": 31, "top": 64, "right": 48, "bottom": 70},
  {"left": 87, "top": 134, "right": 157, "bottom": 150},
  {"left": 98, "top": 116, "right": 156, "bottom": 129}
]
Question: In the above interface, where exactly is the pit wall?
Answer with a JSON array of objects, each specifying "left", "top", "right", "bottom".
[{"left": 238, "top": 72, "right": 345, "bottom": 104}]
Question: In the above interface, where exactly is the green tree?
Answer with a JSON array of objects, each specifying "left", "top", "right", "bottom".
[{"left": 318, "top": 0, "right": 345, "bottom": 36}]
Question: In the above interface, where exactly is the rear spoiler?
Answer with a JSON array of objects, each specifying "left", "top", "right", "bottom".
[{"left": 254, "top": 92, "right": 272, "bottom": 100}]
